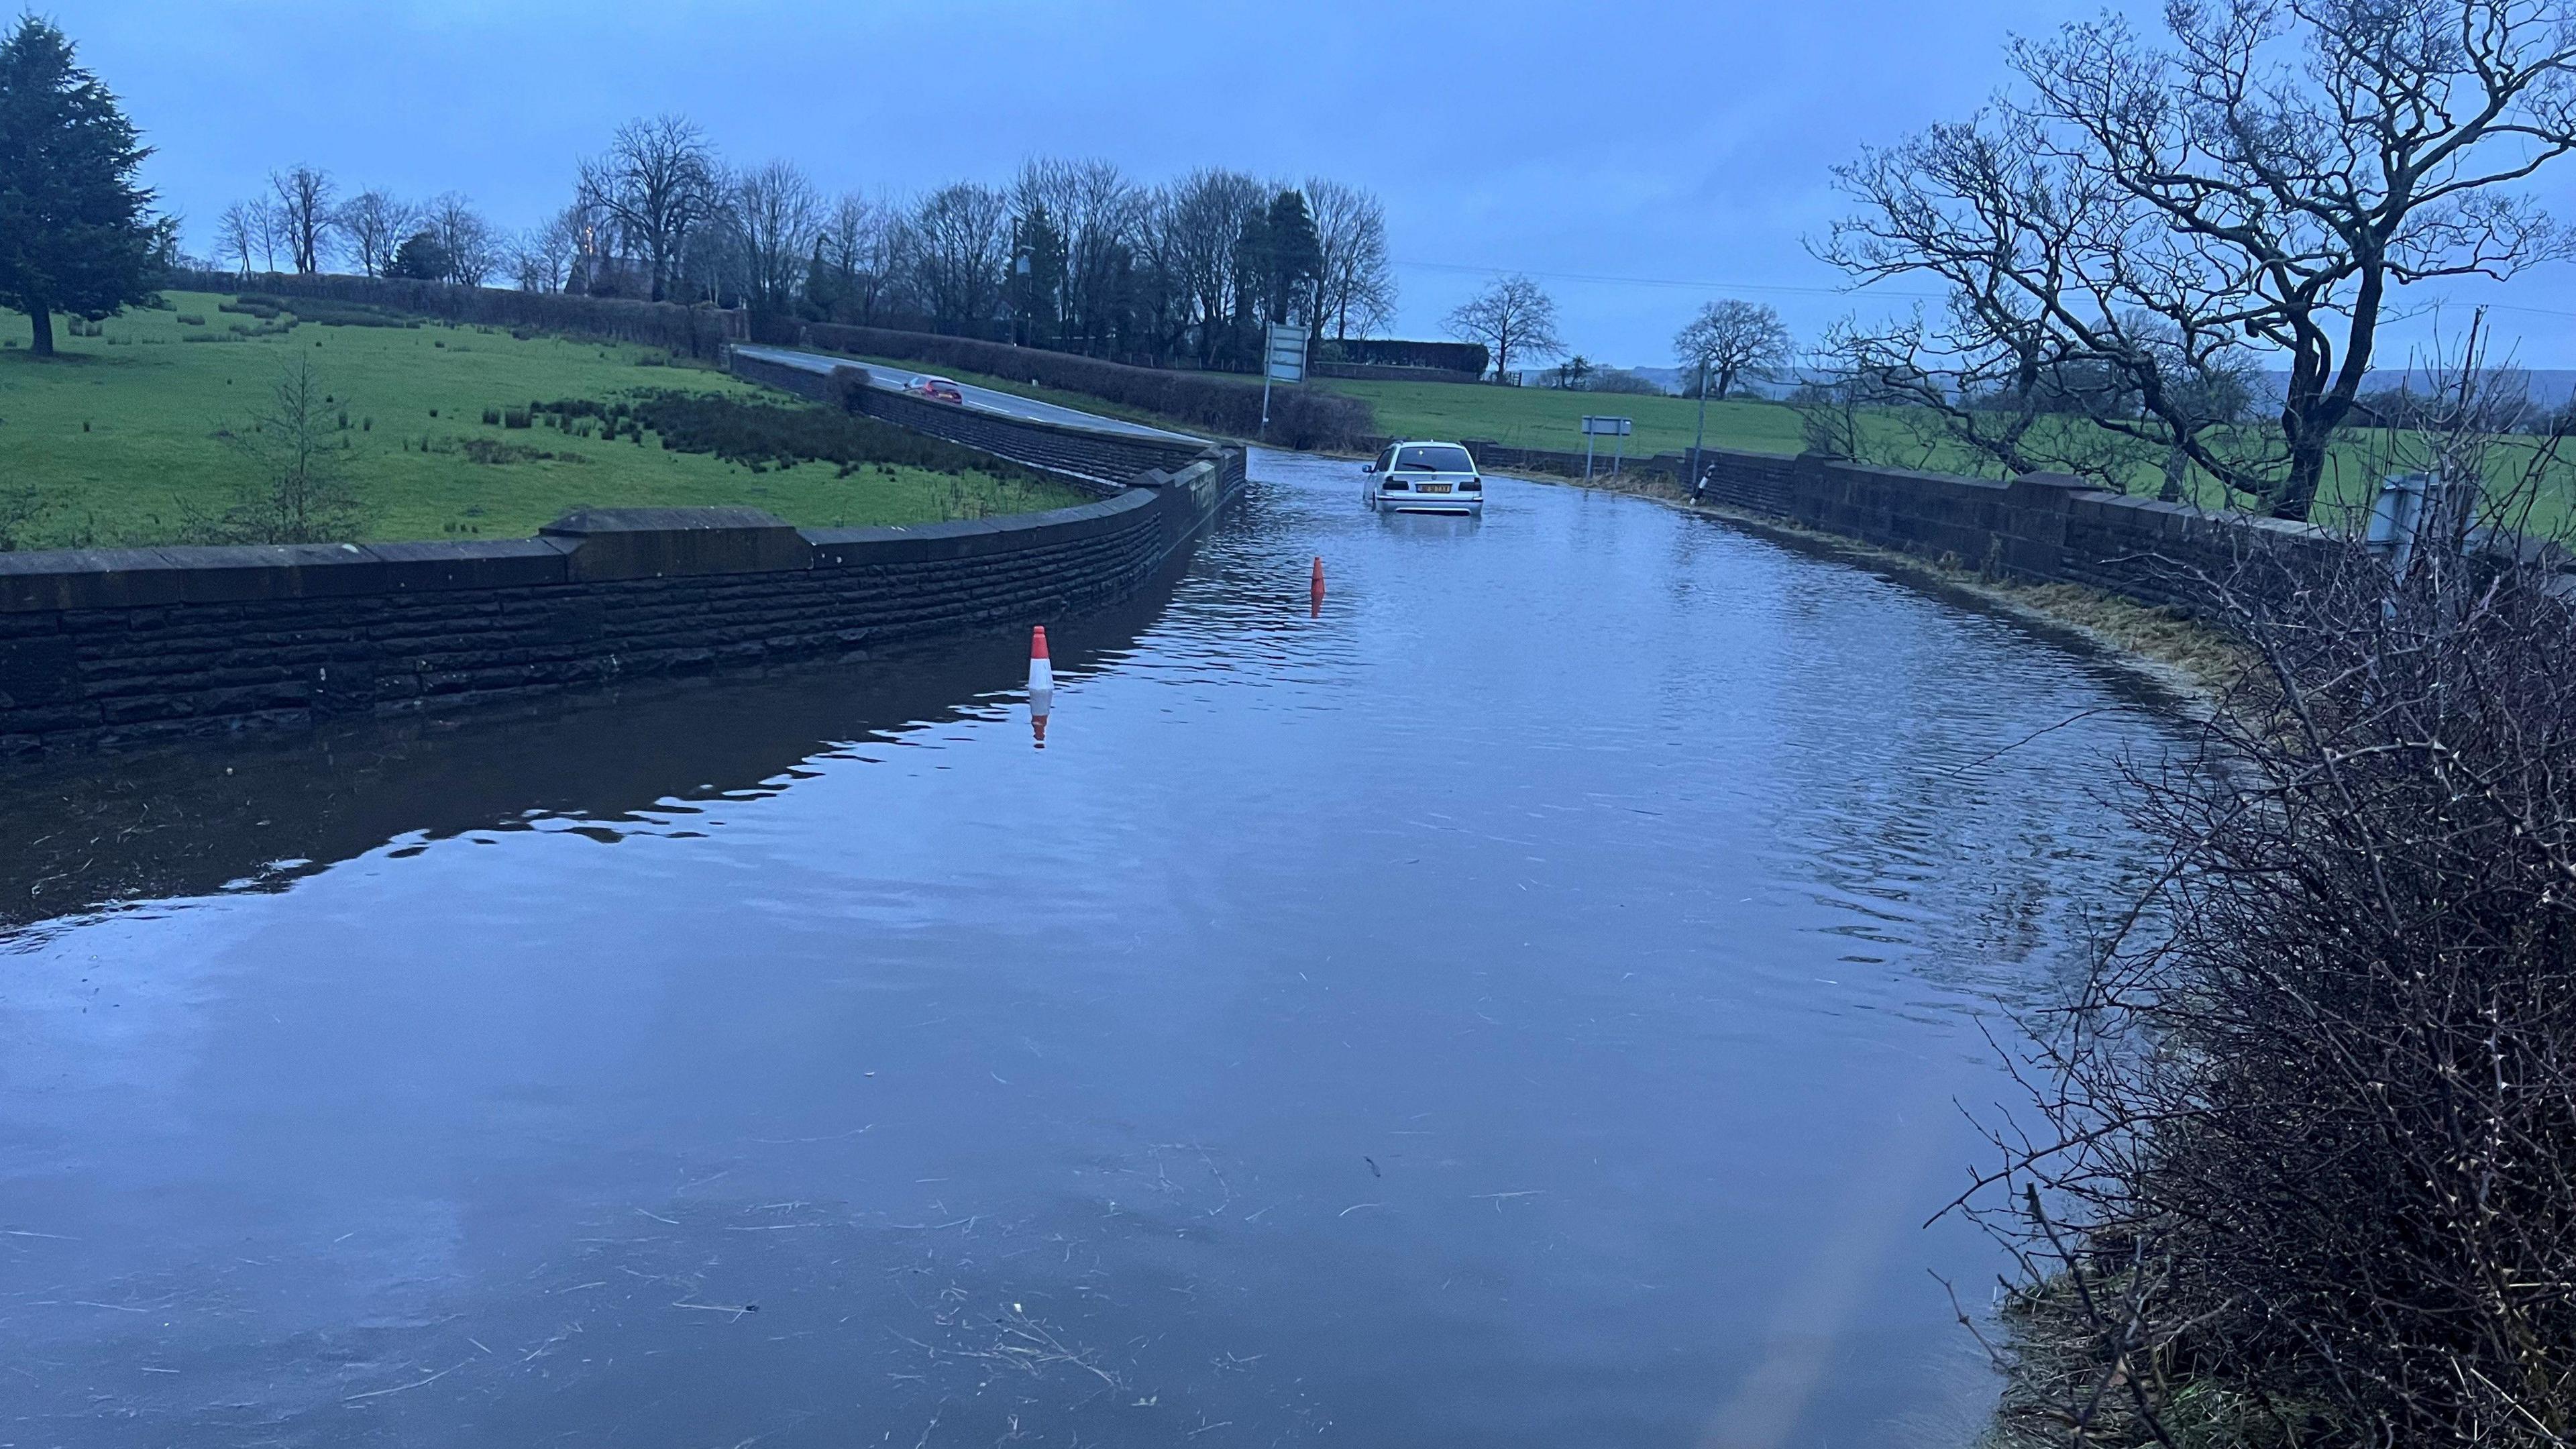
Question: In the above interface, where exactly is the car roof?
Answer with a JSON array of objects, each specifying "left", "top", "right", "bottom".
[{"left": 1390, "top": 439, "right": 1470, "bottom": 450}]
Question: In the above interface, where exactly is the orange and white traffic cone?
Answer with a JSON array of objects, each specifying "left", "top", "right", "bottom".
[
  {"left": 1028, "top": 625, "right": 1053, "bottom": 746},
  {"left": 1310, "top": 556, "right": 1325, "bottom": 616}
]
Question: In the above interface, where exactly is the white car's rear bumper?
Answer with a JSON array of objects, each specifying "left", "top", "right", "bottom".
[{"left": 1371, "top": 490, "right": 1483, "bottom": 515}]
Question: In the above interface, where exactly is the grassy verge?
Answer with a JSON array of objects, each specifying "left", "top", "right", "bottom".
[{"left": 0, "top": 292, "right": 1086, "bottom": 549}]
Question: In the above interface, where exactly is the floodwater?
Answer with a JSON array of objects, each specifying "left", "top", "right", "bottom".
[{"left": 1, "top": 450, "right": 2186, "bottom": 1448}]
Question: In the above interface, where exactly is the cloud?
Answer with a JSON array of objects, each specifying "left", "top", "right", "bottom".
[{"left": 72, "top": 0, "right": 2576, "bottom": 365}]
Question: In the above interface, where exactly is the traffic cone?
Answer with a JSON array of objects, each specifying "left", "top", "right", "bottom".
[
  {"left": 1028, "top": 625, "right": 1053, "bottom": 746},
  {"left": 1310, "top": 556, "right": 1325, "bottom": 616}
]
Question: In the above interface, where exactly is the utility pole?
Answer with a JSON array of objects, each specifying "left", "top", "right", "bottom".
[{"left": 1688, "top": 356, "right": 1711, "bottom": 498}]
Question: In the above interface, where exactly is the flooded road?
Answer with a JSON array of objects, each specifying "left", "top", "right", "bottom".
[{"left": 1, "top": 449, "right": 2183, "bottom": 1447}]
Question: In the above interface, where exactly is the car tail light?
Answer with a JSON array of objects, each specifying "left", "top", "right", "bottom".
[
  {"left": 1383, "top": 478, "right": 1409, "bottom": 490},
  {"left": 1460, "top": 478, "right": 1483, "bottom": 491}
]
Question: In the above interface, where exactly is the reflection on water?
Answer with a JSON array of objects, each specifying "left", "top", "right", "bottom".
[{"left": 0, "top": 451, "right": 2185, "bottom": 1448}]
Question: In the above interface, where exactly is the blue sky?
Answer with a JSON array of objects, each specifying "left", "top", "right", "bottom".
[{"left": 64, "top": 0, "right": 2576, "bottom": 367}]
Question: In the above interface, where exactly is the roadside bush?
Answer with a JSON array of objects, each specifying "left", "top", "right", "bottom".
[
  {"left": 797, "top": 323, "right": 1376, "bottom": 450},
  {"left": 232, "top": 293, "right": 418, "bottom": 329},
  {"left": 0, "top": 486, "right": 47, "bottom": 551},
  {"left": 549, "top": 390, "right": 1058, "bottom": 486},
  {"left": 459, "top": 438, "right": 580, "bottom": 466},
  {"left": 166, "top": 270, "right": 737, "bottom": 359},
  {"left": 1974, "top": 531, "right": 2576, "bottom": 1448},
  {"left": 1583, "top": 368, "right": 1668, "bottom": 396},
  {"left": 1318, "top": 337, "right": 1490, "bottom": 373}
]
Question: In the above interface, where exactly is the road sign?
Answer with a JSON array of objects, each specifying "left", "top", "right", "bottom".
[
  {"left": 1265, "top": 323, "right": 1309, "bottom": 384},
  {"left": 1580, "top": 416, "right": 1633, "bottom": 480},
  {"left": 1260, "top": 323, "right": 1309, "bottom": 437}
]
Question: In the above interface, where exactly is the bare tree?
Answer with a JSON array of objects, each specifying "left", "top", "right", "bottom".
[
  {"left": 333, "top": 189, "right": 414, "bottom": 279},
  {"left": 557, "top": 194, "right": 616, "bottom": 296},
  {"left": 1306, "top": 177, "right": 1396, "bottom": 343},
  {"left": 576, "top": 114, "right": 720, "bottom": 302},
  {"left": 1013, "top": 158, "right": 1145, "bottom": 354},
  {"left": 207, "top": 357, "right": 368, "bottom": 544},
  {"left": 1159, "top": 168, "right": 1268, "bottom": 365},
  {"left": 426, "top": 193, "right": 497, "bottom": 286},
  {"left": 215, "top": 201, "right": 259, "bottom": 279},
  {"left": 907, "top": 182, "right": 1010, "bottom": 332},
  {"left": 810, "top": 192, "right": 900, "bottom": 325},
  {"left": 731, "top": 160, "right": 822, "bottom": 314},
  {"left": 1444, "top": 274, "right": 1562, "bottom": 382},
  {"left": 510, "top": 212, "right": 578, "bottom": 292},
  {"left": 251, "top": 200, "right": 285, "bottom": 274},
  {"left": 1822, "top": 1, "right": 2576, "bottom": 519},
  {"left": 268, "top": 164, "right": 335, "bottom": 274},
  {"left": 1673, "top": 299, "right": 1792, "bottom": 400}
]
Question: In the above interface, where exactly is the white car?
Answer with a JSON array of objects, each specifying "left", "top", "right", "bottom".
[{"left": 1363, "top": 440, "right": 1485, "bottom": 515}]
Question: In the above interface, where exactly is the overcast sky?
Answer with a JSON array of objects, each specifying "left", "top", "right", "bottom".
[{"left": 63, "top": 0, "right": 2576, "bottom": 368}]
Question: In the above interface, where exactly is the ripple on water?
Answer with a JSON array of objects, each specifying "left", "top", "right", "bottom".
[{"left": 0, "top": 447, "right": 2190, "bottom": 1448}]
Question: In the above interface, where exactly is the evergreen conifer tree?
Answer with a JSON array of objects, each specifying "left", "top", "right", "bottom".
[{"left": 0, "top": 15, "right": 156, "bottom": 356}]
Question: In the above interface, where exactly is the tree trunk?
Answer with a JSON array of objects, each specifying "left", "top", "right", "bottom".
[
  {"left": 28, "top": 305, "right": 54, "bottom": 357},
  {"left": 2271, "top": 431, "right": 2326, "bottom": 521},
  {"left": 1716, "top": 364, "right": 1737, "bottom": 400}
]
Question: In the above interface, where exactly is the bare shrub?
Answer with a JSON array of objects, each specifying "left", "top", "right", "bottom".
[
  {"left": 1968, "top": 460, "right": 2576, "bottom": 1445},
  {"left": 199, "top": 357, "right": 369, "bottom": 544}
]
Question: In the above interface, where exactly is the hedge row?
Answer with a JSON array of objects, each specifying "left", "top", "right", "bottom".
[
  {"left": 532, "top": 389, "right": 1058, "bottom": 482},
  {"left": 790, "top": 322, "right": 1376, "bottom": 451},
  {"left": 166, "top": 271, "right": 740, "bottom": 358},
  {"left": 1319, "top": 337, "right": 1490, "bottom": 374}
]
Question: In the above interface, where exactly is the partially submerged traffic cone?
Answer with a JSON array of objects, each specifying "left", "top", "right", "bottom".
[
  {"left": 1028, "top": 625, "right": 1053, "bottom": 746},
  {"left": 1310, "top": 556, "right": 1326, "bottom": 616}
]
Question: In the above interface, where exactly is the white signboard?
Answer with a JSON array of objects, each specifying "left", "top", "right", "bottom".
[
  {"left": 1265, "top": 323, "right": 1309, "bottom": 384},
  {"left": 1580, "top": 415, "right": 1633, "bottom": 437}
]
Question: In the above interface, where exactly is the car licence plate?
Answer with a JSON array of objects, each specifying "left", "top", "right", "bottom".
[{"left": 1417, "top": 483, "right": 1452, "bottom": 494}]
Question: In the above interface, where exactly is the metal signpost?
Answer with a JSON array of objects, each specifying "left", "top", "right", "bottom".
[
  {"left": 2367, "top": 472, "right": 2439, "bottom": 577},
  {"left": 1261, "top": 323, "right": 1309, "bottom": 438},
  {"left": 1688, "top": 358, "right": 1711, "bottom": 496},
  {"left": 1580, "top": 415, "right": 1633, "bottom": 482}
]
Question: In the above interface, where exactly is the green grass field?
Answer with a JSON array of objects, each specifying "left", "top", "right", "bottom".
[
  {"left": 1317, "top": 375, "right": 2575, "bottom": 532},
  {"left": 1316, "top": 377, "right": 1808, "bottom": 458},
  {"left": 0, "top": 292, "right": 1083, "bottom": 551}
]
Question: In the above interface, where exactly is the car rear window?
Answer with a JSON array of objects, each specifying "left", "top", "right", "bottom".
[{"left": 1394, "top": 445, "right": 1474, "bottom": 473}]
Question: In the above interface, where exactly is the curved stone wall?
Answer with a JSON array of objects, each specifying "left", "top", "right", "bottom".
[{"left": 1, "top": 413, "right": 1244, "bottom": 762}]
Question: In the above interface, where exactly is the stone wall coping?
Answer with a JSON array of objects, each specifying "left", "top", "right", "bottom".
[
  {"left": 0, "top": 488, "right": 1192, "bottom": 614},
  {"left": 539, "top": 506, "right": 800, "bottom": 535},
  {"left": 1822, "top": 458, "right": 2019, "bottom": 493},
  {"left": 539, "top": 505, "right": 814, "bottom": 582}
]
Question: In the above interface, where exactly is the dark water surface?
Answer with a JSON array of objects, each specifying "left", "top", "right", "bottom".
[{"left": 2, "top": 451, "right": 2183, "bottom": 1448}]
